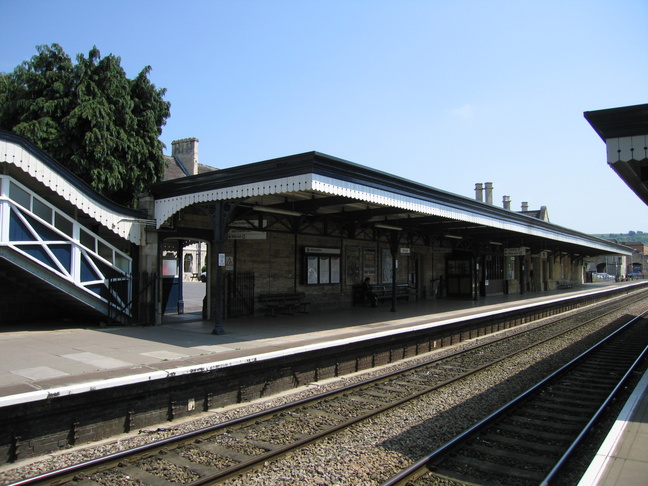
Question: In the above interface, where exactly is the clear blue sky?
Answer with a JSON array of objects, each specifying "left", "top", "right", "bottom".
[{"left": 2, "top": 0, "right": 647, "bottom": 234}]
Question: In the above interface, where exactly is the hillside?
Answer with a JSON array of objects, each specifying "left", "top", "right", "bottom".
[{"left": 590, "top": 232, "right": 648, "bottom": 244}]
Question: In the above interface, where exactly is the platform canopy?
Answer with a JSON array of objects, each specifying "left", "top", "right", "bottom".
[
  {"left": 0, "top": 130, "right": 149, "bottom": 245},
  {"left": 585, "top": 103, "right": 648, "bottom": 207},
  {"left": 151, "top": 151, "right": 629, "bottom": 257}
]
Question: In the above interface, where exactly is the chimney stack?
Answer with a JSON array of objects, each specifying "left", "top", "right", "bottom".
[
  {"left": 172, "top": 138, "right": 199, "bottom": 175},
  {"left": 503, "top": 195, "right": 511, "bottom": 210},
  {"left": 485, "top": 182, "right": 493, "bottom": 205},
  {"left": 521, "top": 201, "right": 529, "bottom": 212},
  {"left": 475, "top": 183, "right": 484, "bottom": 202}
]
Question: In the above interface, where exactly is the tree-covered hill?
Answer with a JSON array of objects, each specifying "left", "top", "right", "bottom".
[{"left": 591, "top": 231, "right": 648, "bottom": 244}]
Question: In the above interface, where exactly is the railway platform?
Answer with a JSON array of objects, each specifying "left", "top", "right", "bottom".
[
  {"left": 578, "top": 358, "right": 648, "bottom": 485},
  {"left": 0, "top": 280, "right": 646, "bottom": 484}
]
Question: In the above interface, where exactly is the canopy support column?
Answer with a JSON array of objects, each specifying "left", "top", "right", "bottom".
[
  {"left": 387, "top": 231, "right": 401, "bottom": 312},
  {"left": 202, "top": 200, "right": 239, "bottom": 335}
]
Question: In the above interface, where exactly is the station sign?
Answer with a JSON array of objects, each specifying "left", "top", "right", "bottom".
[
  {"left": 504, "top": 247, "right": 527, "bottom": 257},
  {"left": 305, "top": 247, "right": 341, "bottom": 254},
  {"left": 227, "top": 220, "right": 267, "bottom": 240}
]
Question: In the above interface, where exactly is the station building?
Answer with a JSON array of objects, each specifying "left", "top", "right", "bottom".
[
  {"left": 143, "top": 146, "right": 633, "bottom": 331},
  {"left": 0, "top": 128, "right": 632, "bottom": 328}
]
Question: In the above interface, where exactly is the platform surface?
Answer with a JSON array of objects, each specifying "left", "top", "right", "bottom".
[
  {"left": 579, "top": 358, "right": 648, "bottom": 485},
  {"left": 0, "top": 280, "right": 646, "bottom": 484}
]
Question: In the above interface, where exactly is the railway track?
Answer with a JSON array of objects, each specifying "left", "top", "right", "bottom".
[
  {"left": 5, "top": 290, "right": 648, "bottom": 486},
  {"left": 382, "top": 310, "right": 648, "bottom": 486}
]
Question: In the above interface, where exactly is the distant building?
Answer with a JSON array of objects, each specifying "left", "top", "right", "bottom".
[
  {"left": 621, "top": 241, "right": 647, "bottom": 275},
  {"left": 163, "top": 138, "right": 218, "bottom": 181},
  {"left": 0, "top": 129, "right": 631, "bottom": 325},
  {"left": 474, "top": 182, "right": 550, "bottom": 221},
  {"left": 163, "top": 138, "right": 217, "bottom": 281}
]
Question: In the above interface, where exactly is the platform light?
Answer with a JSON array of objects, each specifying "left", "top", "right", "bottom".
[
  {"left": 444, "top": 234, "right": 463, "bottom": 240},
  {"left": 375, "top": 223, "right": 402, "bottom": 231},
  {"left": 489, "top": 241, "right": 503, "bottom": 246},
  {"left": 252, "top": 205, "right": 303, "bottom": 217}
]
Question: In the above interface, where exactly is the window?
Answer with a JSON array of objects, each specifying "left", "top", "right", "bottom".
[
  {"left": 9, "top": 182, "right": 31, "bottom": 210},
  {"left": 304, "top": 247, "right": 341, "bottom": 285},
  {"left": 484, "top": 254, "right": 504, "bottom": 280},
  {"left": 54, "top": 213, "right": 73, "bottom": 237},
  {"left": 98, "top": 240, "right": 113, "bottom": 263},
  {"left": 184, "top": 254, "right": 194, "bottom": 273},
  {"left": 506, "top": 257, "right": 516, "bottom": 280},
  {"left": 80, "top": 229, "right": 96, "bottom": 252},
  {"left": 33, "top": 198, "right": 52, "bottom": 224}
]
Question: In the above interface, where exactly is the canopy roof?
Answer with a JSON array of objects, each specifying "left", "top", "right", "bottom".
[
  {"left": 151, "top": 151, "right": 628, "bottom": 257},
  {"left": 0, "top": 130, "right": 147, "bottom": 245},
  {"left": 585, "top": 104, "right": 648, "bottom": 207}
]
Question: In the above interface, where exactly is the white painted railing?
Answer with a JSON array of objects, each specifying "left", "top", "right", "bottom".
[{"left": 0, "top": 175, "right": 132, "bottom": 316}]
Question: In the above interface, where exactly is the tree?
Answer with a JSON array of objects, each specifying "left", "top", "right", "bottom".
[{"left": 0, "top": 44, "right": 171, "bottom": 207}]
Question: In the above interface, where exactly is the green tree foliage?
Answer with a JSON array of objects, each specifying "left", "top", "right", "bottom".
[
  {"left": 0, "top": 44, "right": 170, "bottom": 207},
  {"left": 591, "top": 232, "right": 648, "bottom": 244}
]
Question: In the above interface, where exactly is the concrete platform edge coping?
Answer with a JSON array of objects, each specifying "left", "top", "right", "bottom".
[{"left": 0, "top": 285, "right": 620, "bottom": 409}]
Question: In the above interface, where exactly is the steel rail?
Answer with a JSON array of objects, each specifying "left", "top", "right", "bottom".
[
  {"left": 8, "top": 292, "right": 647, "bottom": 486},
  {"left": 188, "top": 298, "right": 648, "bottom": 484},
  {"left": 540, "top": 342, "right": 648, "bottom": 485},
  {"left": 380, "top": 309, "right": 648, "bottom": 486}
]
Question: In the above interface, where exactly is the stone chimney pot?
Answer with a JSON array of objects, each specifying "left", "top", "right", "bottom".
[
  {"left": 475, "top": 183, "right": 484, "bottom": 202},
  {"left": 171, "top": 138, "right": 199, "bottom": 175},
  {"left": 485, "top": 182, "right": 493, "bottom": 205}
]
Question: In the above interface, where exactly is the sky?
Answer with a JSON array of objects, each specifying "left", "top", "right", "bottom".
[{"left": 1, "top": 0, "right": 647, "bottom": 235}]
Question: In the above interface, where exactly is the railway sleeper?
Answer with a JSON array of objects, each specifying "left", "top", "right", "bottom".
[
  {"left": 440, "top": 454, "right": 545, "bottom": 482},
  {"left": 475, "top": 433, "right": 565, "bottom": 454},
  {"left": 496, "top": 423, "right": 573, "bottom": 442},
  {"left": 242, "top": 439, "right": 283, "bottom": 452},
  {"left": 197, "top": 442, "right": 254, "bottom": 463},
  {"left": 526, "top": 400, "right": 596, "bottom": 415},
  {"left": 469, "top": 443, "right": 556, "bottom": 465},
  {"left": 535, "top": 394, "right": 600, "bottom": 407},
  {"left": 120, "top": 463, "right": 179, "bottom": 486},
  {"left": 538, "top": 401, "right": 600, "bottom": 414},
  {"left": 543, "top": 387, "right": 607, "bottom": 400},
  {"left": 360, "top": 389, "right": 399, "bottom": 400},
  {"left": 163, "top": 450, "right": 218, "bottom": 477},
  {"left": 511, "top": 415, "right": 584, "bottom": 431},
  {"left": 554, "top": 381, "right": 613, "bottom": 392},
  {"left": 431, "top": 468, "right": 499, "bottom": 486},
  {"left": 516, "top": 408, "right": 588, "bottom": 424}
]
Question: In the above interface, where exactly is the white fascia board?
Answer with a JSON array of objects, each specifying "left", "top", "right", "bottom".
[
  {"left": 0, "top": 139, "right": 143, "bottom": 245},
  {"left": 312, "top": 175, "right": 622, "bottom": 253},
  {"left": 154, "top": 172, "right": 624, "bottom": 254},
  {"left": 154, "top": 174, "right": 314, "bottom": 226},
  {"left": 607, "top": 135, "right": 648, "bottom": 164}
]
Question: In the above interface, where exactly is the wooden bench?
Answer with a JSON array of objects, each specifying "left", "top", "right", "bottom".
[
  {"left": 258, "top": 292, "right": 311, "bottom": 316},
  {"left": 371, "top": 284, "right": 414, "bottom": 303}
]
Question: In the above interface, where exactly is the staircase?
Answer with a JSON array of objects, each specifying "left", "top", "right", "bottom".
[{"left": 0, "top": 176, "right": 132, "bottom": 323}]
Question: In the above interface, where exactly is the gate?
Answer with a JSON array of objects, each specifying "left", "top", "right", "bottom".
[{"left": 225, "top": 272, "right": 255, "bottom": 318}]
